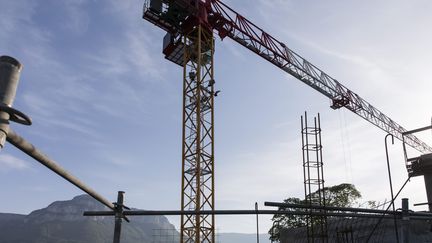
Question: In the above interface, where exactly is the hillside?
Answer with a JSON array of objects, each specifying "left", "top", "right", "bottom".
[
  {"left": 0, "top": 195, "right": 175, "bottom": 243},
  {"left": 0, "top": 195, "right": 271, "bottom": 243}
]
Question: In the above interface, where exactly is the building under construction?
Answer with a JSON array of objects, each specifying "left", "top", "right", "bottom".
[{"left": 280, "top": 217, "right": 432, "bottom": 243}]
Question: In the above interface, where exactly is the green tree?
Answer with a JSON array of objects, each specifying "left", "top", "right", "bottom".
[
  {"left": 321, "top": 183, "right": 361, "bottom": 207},
  {"left": 268, "top": 183, "right": 361, "bottom": 242}
]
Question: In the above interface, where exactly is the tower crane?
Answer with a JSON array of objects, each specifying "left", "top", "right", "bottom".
[{"left": 142, "top": 0, "right": 432, "bottom": 242}]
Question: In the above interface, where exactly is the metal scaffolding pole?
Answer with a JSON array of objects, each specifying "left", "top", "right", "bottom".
[
  {"left": 2, "top": 55, "right": 120, "bottom": 239},
  {"left": 84, "top": 208, "right": 432, "bottom": 220},
  {"left": 6, "top": 129, "right": 115, "bottom": 210},
  {"left": 0, "top": 55, "right": 31, "bottom": 148},
  {"left": 113, "top": 191, "right": 126, "bottom": 243},
  {"left": 401, "top": 198, "right": 410, "bottom": 243},
  {"left": 265, "top": 202, "right": 399, "bottom": 215},
  {"left": 0, "top": 56, "right": 20, "bottom": 147}
]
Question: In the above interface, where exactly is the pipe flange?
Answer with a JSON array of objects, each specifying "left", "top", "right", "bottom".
[{"left": 0, "top": 104, "right": 32, "bottom": 126}]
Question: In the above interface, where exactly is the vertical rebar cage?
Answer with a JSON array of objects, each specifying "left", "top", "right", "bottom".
[
  {"left": 301, "top": 112, "right": 328, "bottom": 243},
  {"left": 180, "top": 25, "right": 215, "bottom": 243}
]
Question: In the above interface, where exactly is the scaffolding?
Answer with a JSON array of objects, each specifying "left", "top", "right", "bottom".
[{"left": 301, "top": 112, "right": 328, "bottom": 242}]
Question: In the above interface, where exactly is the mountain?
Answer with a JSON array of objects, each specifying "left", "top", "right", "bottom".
[
  {"left": 0, "top": 194, "right": 176, "bottom": 243},
  {"left": 0, "top": 195, "right": 272, "bottom": 243}
]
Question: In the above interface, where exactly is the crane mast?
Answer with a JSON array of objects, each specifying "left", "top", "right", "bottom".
[
  {"left": 180, "top": 26, "right": 215, "bottom": 243},
  {"left": 142, "top": 0, "right": 432, "bottom": 242},
  {"left": 144, "top": 1, "right": 215, "bottom": 242}
]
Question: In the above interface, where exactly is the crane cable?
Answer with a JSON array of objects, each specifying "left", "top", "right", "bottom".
[{"left": 338, "top": 109, "right": 353, "bottom": 183}]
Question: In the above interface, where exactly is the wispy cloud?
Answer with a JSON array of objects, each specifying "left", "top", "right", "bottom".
[
  {"left": 1, "top": 0, "right": 167, "bottom": 137},
  {"left": 0, "top": 154, "right": 29, "bottom": 171},
  {"left": 81, "top": 22, "right": 168, "bottom": 82},
  {"left": 0, "top": 1, "right": 53, "bottom": 59},
  {"left": 62, "top": 0, "right": 90, "bottom": 35},
  {"left": 0, "top": 1, "right": 36, "bottom": 37}
]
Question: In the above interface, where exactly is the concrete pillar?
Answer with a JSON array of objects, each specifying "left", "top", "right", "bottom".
[{"left": 0, "top": 56, "right": 22, "bottom": 148}]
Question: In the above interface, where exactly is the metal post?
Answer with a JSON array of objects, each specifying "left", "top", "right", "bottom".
[
  {"left": 255, "top": 202, "right": 259, "bottom": 243},
  {"left": 113, "top": 191, "right": 125, "bottom": 243},
  {"left": 423, "top": 173, "right": 432, "bottom": 213},
  {"left": 0, "top": 56, "right": 22, "bottom": 148},
  {"left": 385, "top": 134, "right": 399, "bottom": 243},
  {"left": 401, "top": 198, "right": 409, "bottom": 243},
  {"left": 85, "top": 208, "right": 432, "bottom": 219}
]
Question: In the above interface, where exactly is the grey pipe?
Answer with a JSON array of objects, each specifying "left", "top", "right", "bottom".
[
  {"left": 401, "top": 198, "right": 410, "bottom": 243},
  {"left": 0, "top": 56, "right": 22, "bottom": 147},
  {"left": 85, "top": 209, "right": 397, "bottom": 218},
  {"left": 385, "top": 133, "right": 399, "bottom": 243},
  {"left": 265, "top": 201, "right": 398, "bottom": 215},
  {"left": 84, "top": 209, "right": 432, "bottom": 220},
  {"left": 6, "top": 129, "right": 115, "bottom": 210}
]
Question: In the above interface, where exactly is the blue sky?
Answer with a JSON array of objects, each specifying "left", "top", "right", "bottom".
[{"left": 1, "top": 0, "right": 432, "bottom": 234}]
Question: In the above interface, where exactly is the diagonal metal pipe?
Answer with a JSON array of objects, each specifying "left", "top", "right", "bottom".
[
  {"left": 6, "top": 129, "right": 115, "bottom": 210},
  {"left": 385, "top": 133, "right": 399, "bottom": 243}
]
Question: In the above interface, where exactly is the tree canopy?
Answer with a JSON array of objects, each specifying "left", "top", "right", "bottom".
[{"left": 268, "top": 183, "right": 362, "bottom": 242}]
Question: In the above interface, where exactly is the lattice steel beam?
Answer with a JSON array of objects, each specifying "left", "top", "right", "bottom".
[{"left": 210, "top": 0, "right": 431, "bottom": 154}]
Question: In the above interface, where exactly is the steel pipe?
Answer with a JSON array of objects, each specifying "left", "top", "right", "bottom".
[
  {"left": 265, "top": 202, "right": 398, "bottom": 215},
  {"left": 84, "top": 209, "right": 432, "bottom": 221},
  {"left": 401, "top": 198, "right": 410, "bottom": 243},
  {"left": 385, "top": 133, "right": 399, "bottom": 243},
  {"left": 0, "top": 56, "right": 22, "bottom": 148},
  {"left": 6, "top": 129, "right": 115, "bottom": 210},
  {"left": 84, "top": 209, "right": 402, "bottom": 219},
  {"left": 402, "top": 125, "right": 432, "bottom": 136}
]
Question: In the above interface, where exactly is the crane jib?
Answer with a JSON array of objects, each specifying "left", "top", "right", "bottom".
[
  {"left": 142, "top": 0, "right": 432, "bottom": 157},
  {"left": 209, "top": 0, "right": 432, "bottom": 154}
]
